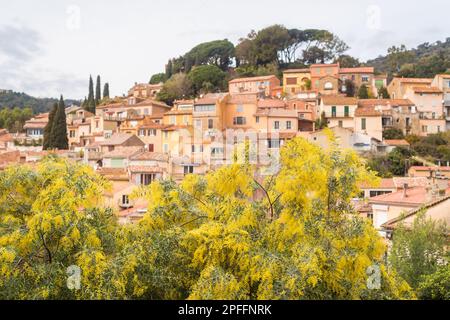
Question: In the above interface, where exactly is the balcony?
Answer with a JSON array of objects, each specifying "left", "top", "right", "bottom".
[{"left": 326, "top": 112, "right": 352, "bottom": 118}]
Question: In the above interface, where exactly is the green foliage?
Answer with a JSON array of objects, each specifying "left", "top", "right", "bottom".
[
  {"left": 366, "top": 147, "right": 415, "bottom": 178},
  {"left": 48, "top": 96, "right": 69, "bottom": 150},
  {"left": 417, "top": 266, "right": 450, "bottom": 300},
  {"left": 149, "top": 73, "right": 166, "bottom": 84},
  {"left": 0, "top": 140, "right": 414, "bottom": 300},
  {"left": 357, "top": 84, "right": 369, "bottom": 99},
  {"left": 335, "top": 55, "right": 360, "bottom": 68},
  {"left": 378, "top": 86, "right": 390, "bottom": 99},
  {"left": 85, "top": 75, "right": 96, "bottom": 114},
  {"left": 0, "top": 91, "right": 78, "bottom": 114},
  {"left": 0, "top": 107, "right": 33, "bottom": 132},
  {"left": 157, "top": 73, "right": 193, "bottom": 106},
  {"left": 103, "top": 83, "right": 110, "bottom": 99},
  {"left": 344, "top": 79, "right": 356, "bottom": 97},
  {"left": 187, "top": 65, "right": 227, "bottom": 94},
  {"left": 236, "top": 26, "right": 349, "bottom": 67},
  {"left": 383, "top": 128, "right": 404, "bottom": 140},
  {"left": 43, "top": 103, "right": 57, "bottom": 150},
  {"left": 95, "top": 75, "right": 101, "bottom": 104},
  {"left": 184, "top": 39, "right": 235, "bottom": 72},
  {"left": 389, "top": 212, "right": 448, "bottom": 290},
  {"left": 366, "top": 38, "right": 450, "bottom": 78},
  {"left": 408, "top": 132, "right": 450, "bottom": 162}
]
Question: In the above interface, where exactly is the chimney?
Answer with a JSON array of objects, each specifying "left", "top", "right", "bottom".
[{"left": 402, "top": 183, "right": 408, "bottom": 198}]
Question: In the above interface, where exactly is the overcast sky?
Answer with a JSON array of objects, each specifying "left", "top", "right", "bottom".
[{"left": 0, "top": 0, "right": 448, "bottom": 99}]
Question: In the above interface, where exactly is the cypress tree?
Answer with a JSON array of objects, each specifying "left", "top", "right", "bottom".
[
  {"left": 358, "top": 84, "right": 369, "bottom": 99},
  {"left": 85, "top": 75, "right": 95, "bottom": 113},
  {"left": 43, "top": 103, "right": 57, "bottom": 150},
  {"left": 95, "top": 75, "right": 101, "bottom": 103},
  {"left": 103, "top": 83, "right": 110, "bottom": 99},
  {"left": 50, "top": 95, "right": 69, "bottom": 150}
]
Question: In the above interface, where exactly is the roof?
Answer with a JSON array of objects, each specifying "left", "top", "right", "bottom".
[
  {"left": 127, "top": 165, "right": 165, "bottom": 173},
  {"left": 129, "top": 151, "right": 168, "bottom": 161},
  {"left": 358, "top": 99, "right": 414, "bottom": 107},
  {"left": 257, "top": 98, "right": 286, "bottom": 108},
  {"left": 258, "top": 132, "right": 297, "bottom": 140},
  {"left": 311, "top": 63, "right": 339, "bottom": 68},
  {"left": 384, "top": 139, "right": 410, "bottom": 146},
  {"left": 321, "top": 95, "right": 358, "bottom": 105},
  {"left": 0, "top": 132, "right": 13, "bottom": 142},
  {"left": 103, "top": 146, "right": 143, "bottom": 158},
  {"left": 369, "top": 187, "right": 449, "bottom": 206},
  {"left": 283, "top": 68, "right": 310, "bottom": 74},
  {"left": 227, "top": 93, "right": 258, "bottom": 104},
  {"left": 164, "top": 109, "right": 193, "bottom": 115},
  {"left": 409, "top": 166, "right": 450, "bottom": 172},
  {"left": 97, "top": 167, "right": 129, "bottom": 181},
  {"left": 396, "top": 77, "right": 433, "bottom": 83},
  {"left": 100, "top": 133, "right": 141, "bottom": 146},
  {"left": 412, "top": 86, "right": 442, "bottom": 94},
  {"left": 355, "top": 106, "right": 382, "bottom": 117},
  {"left": 339, "top": 67, "right": 374, "bottom": 74},
  {"left": 382, "top": 195, "right": 450, "bottom": 231},
  {"left": 229, "top": 75, "right": 279, "bottom": 84},
  {"left": 255, "top": 108, "right": 299, "bottom": 118},
  {"left": 194, "top": 93, "right": 227, "bottom": 105}
]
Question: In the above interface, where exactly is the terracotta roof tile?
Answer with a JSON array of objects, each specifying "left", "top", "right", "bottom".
[
  {"left": 384, "top": 139, "right": 410, "bottom": 146},
  {"left": 322, "top": 95, "right": 358, "bottom": 105},
  {"left": 339, "top": 67, "right": 374, "bottom": 74}
]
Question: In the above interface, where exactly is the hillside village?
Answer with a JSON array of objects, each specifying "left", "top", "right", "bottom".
[{"left": 1, "top": 63, "right": 450, "bottom": 239}]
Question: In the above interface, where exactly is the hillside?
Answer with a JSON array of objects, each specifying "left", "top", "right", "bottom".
[
  {"left": 0, "top": 91, "right": 80, "bottom": 114},
  {"left": 365, "top": 38, "right": 450, "bottom": 78}
]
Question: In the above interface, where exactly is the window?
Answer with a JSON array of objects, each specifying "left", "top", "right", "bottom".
[
  {"left": 236, "top": 104, "right": 243, "bottom": 112},
  {"left": 163, "top": 131, "right": 168, "bottom": 138},
  {"left": 286, "top": 77, "right": 297, "bottom": 85},
  {"left": 208, "top": 118, "right": 214, "bottom": 129},
  {"left": 148, "top": 129, "right": 156, "bottom": 136},
  {"left": 286, "top": 121, "right": 292, "bottom": 129},
  {"left": 268, "top": 139, "right": 280, "bottom": 149},
  {"left": 194, "top": 104, "right": 215, "bottom": 112},
  {"left": 138, "top": 129, "right": 146, "bottom": 136},
  {"left": 144, "top": 108, "right": 149, "bottom": 115},
  {"left": 148, "top": 144, "right": 154, "bottom": 152},
  {"left": 233, "top": 117, "right": 246, "bottom": 125},
  {"left": 432, "top": 112, "right": 436, "bottom": 119},
  {"left": 369, "top": 190, "right": 392, "bottom": 197},
  {"left": 195, "top": 119, "right": 202, "bottom": 128},
  {"left": 437, "top": 126, "right": 441, "bottom": 133},
  {"left": 256, "top": 116, "right": 259, "bottom": 123},
  {"left": 324, "top": 82, "right": 333, "bottom": 90},
  {"left": 95, "top": 121, "right": 99, "bottom": 128},
  {"left": 406, "top": 118, "right": 411, "bottom": 126},
  {"left": 140, "top": 174, "right": 156, "bottom": 186},
  {"left": 361, "top": 118, "right": 366, "bottom": 130},
  {"left": 344, "top": 106, "right": 349, "bottom": 117},
  {"left": 183, "top": 115, "right": 189, "bottom": 125},
  {"left": 331, "top": 106, "right": 337, "bottom": 117},
  {"left": 122, "top": 195, "right": 129, "bottom": 205},
  {"left": 184, "top": 165, "right": 194, "bottom": 175},
  {"left": 211, "top": 147, "right": 224, "bottom": 155},
  {"left": 163, "top": 144, "right": 169, "bottom": 153},
  {"left": 154, "top": 119, "right": 160, "bottom": 124},
  {"left": 191, "top": 144, "right": 203, "bottom": 153},
  {"left": 170, "top": 115, "right": 176, "bottom": 125},
  {"left": 69, "top": 130, "right": 76, "bottom": 138},
  {"left": 361, "top": 75, "right": 369, "bottom": 82},
  {"left": 422, "top": 125, "right": 428, "bottom": 133},
  {"left": 338, "top": 120, "right": 343, "bottom": 128},
  {"left": 274, "top": 121, "right": 280, "bottom": 129},
  {"left": 299, "top": 113, "right": 305, "bottom": 119}
]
